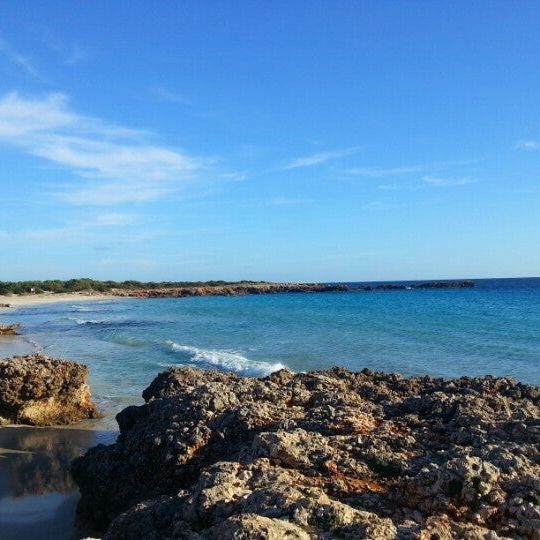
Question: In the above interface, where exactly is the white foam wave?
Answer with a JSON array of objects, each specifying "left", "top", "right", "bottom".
[
  {"left": 165, "top": 341, "right": 287, "bottom": 376},
  {"left": 71, "top": 305, "right": 94, "bottom": 312},
  {"left": 68, "top": 317, "right": 108, "bottom": 325}
]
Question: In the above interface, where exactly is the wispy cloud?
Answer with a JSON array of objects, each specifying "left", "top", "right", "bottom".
[
  {"left": 40, "top": 30, "right": 87, "bottom": 66},
  {"left": 377, "top": 183, "right": 421, "bottom": 191},
  {"left": 514, "top": 140, "right": 539, "bottom": 151},
  {"left": 269, "top": 196, "right": 313, "bottom": 206},
  {"left": 6, "top": 212, "right": 144, "bottom": 244},
  {"left": 17, "top": 227, "right": 83, "bottom": 242},
  {"left": 423, "top": 175, "right": 476, "bottom": 187},
  {"left": 0, "top": 92, "right": 205, "bottom": 204},
  {"left": 93, "top": 212, "right": 137, "bottom": 226},
  {"left": 343, "top": 165, "right": 423, "bottom": 177},
  {"left": 0, "top": 37, "right": 38, "bottom": 77},
  {"left": 282, "top": 147, "right": 358, "bottom": 170},
  {"left": 149, "top": 86, "right": 192, "bottom": 105},
  {"left": 57, "top": 182, "right": 174, "bottom": 205}
]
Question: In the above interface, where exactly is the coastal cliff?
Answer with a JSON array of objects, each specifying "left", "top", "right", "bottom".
[
  {"left": 73, "top": 367, "right": 539, "bottom": 539},
  {"left": 0, "top": 353, "right": 100, "bottom": 425}
]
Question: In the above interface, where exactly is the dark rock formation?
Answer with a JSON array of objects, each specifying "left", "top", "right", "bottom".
[
  {"left": 0, "top": 323, "right": 21, "bottom": 335},
  {"left": 0, "top": 353, "right": 100, "bottom": 425},
  {"left": 72, "top": 367, "right": 539, "bottom": 539},
  {"left": 415, "top": 280, "right": 475, "bottom": 289},
  {"left": 358, "top": 280, "right": 476, "bottom": 291},
  {"left": 111, "top": 283, "right": 349, "bottom": 298}
]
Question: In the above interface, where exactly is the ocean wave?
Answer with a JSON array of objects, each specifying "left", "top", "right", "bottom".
[
  {"left": 71, "top": 305, "right": 96, "bottom": 312},
  {"left": 68, "top": 317, "right": 109, "bottom": 325},
  {"left": 164, "top": 341, "right": 287, "bottom": 376}
]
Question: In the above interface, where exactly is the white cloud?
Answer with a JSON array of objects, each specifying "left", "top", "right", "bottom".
[
  {"left": 343, "top": 165, "right": 422, "bottom": 177},
  {"left": 0, "top": 93, "right": 75, "bottom": 137},
  {"left": 423, "top": 176, "right": 475, "bottom": 187},
  {"left": 32, "top": 135, "right": 197, "bottom": 181},
  {"left": 514, "top": 140, "right": 539, "bottom": 150},
  {"left": 0, "top": 37, "right": 38, "bottom": 77},
  {"left": 0, "top": 92, "right": 203, "bottom": 204},
  {"left": 57, "top": 181, "right": 174, "bottom": 205},
  {"left": 282, "top": 147, "right": 358, "bottom": 170}
]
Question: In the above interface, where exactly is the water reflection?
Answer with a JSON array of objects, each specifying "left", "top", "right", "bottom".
[{"left": 0, "top": 426, "right": 116, "bottom": 540}]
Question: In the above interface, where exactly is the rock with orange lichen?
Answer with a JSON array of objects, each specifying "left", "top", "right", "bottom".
[
  {"left": 72, "top": 367, "right": 540, "bottom": 539},
  {"left": 0, "top": 353, "right": 100, "bottom": 425}
]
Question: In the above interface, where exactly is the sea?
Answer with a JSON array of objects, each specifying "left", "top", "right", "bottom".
[
  {"left": 2, "top": 277, "right": 539, "bottom": 419},
  {"left": 0, "top": 277, "right": 539, "bottom": 539}
]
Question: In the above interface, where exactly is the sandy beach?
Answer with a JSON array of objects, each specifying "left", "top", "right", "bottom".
[
  {"left": 0, "top": 293, "right": 117, "bottom": 360},
  {"left": 0, "top": 292, "right": 117, "bottom": 310}
]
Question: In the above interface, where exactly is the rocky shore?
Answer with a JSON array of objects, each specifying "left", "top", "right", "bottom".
[
  {"left": 110, "top": 283, "right": 349, "bottom": 298},
  {"left": 359, "top": 280, "right": 475, "bottom": 291},
  {"left": 0, "top": 323, "right": 21, "bottom": 335},
  {"left": 0, "top": 353, "right": 100, "bottom": 425},
  {"left": 73, "top": 366, "right": 539, "bottom": 539},
  {"left": 110, "top": 281, "right": 475, "bottom": 299}
]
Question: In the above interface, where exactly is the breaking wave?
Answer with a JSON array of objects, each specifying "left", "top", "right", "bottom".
[
  {"left": 164, "top": 341, "right": 287, "bottom": 376},
  {"left": 68, "top": 317, "right": 109, "bottom": 325},
  {"left": 71, "top": 305, "right": 96, "bottom": 312}
]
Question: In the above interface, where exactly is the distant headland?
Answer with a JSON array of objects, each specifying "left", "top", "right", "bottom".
[{"left": 0, "top": 278, "right": 475, "bottom": 300}]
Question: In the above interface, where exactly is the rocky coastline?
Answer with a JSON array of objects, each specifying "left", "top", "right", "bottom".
[
  {"left": 358, "top": 280, "right": 475, "bottom": 291},
  {"left": 72, "top": 366, "right": 539, "bottom": 539},
  {"left": 109, "top": 280, "right": 475, "bottom": 299},
  {"left": 110, "top": 283, "right": 349, "bottom": 298},
  {"left": 0, "top": 353, "right": 100, "bottom": 426},
  {"left": 0, "top": 280, "right": 476, "bottom": 303}
]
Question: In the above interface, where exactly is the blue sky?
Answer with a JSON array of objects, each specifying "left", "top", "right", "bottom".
[{"left": 0, "top": 1, "right": 539, "bottom": 282}]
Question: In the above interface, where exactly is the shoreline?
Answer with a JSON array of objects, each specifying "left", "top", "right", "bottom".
[
  {"left": 0, "top": 292, "right": 117, "bottom": 309},
  {"left": 0, "top": 279, "right": 476, "bottom": 308}
]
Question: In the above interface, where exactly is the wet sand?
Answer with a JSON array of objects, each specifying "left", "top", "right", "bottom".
[
  {"left": 0, "top": 426, "right": 116, "bottom": 540},
  {"left": 0, "top": 336, "right": 35, "bottom": 358},
  {"left": 0, "top": 329, "right": 118, "bottom": 539}
]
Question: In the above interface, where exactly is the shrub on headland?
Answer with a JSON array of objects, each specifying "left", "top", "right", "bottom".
[{"left": 0, "top": 278, "right": 268, "bottom": 295}]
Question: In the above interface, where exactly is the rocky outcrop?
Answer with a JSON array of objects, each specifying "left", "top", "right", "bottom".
[
  {"left": 0, "top": 323, "right": 21, "bottom": 335},
  {"left": 72, "top": 367, "right": 540, "bottom": 539},
  {"left": 0, "top": 353, "right": 100, "bottom": 425},
  {"left": 110, "top": 281, "right": 475, "bottom": 299},
  {"left": 359, "top": 280, "right": 475, "bottom": 291},
  {"left": 111, "top": 283, "right": 349, "bottom": 298}
]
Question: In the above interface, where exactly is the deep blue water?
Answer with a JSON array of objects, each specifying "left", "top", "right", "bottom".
[{"left": 2, "top": 278, "right": 539, "bottom": 419}]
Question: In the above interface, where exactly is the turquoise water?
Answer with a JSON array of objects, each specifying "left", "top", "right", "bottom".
[{"left": 2, "top": 278, "right": 539, "bottom": 417}]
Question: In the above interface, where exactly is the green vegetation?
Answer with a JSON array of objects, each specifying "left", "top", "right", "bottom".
[{"left": 0, "top": 278, "right": 268, "bottom": 295}]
